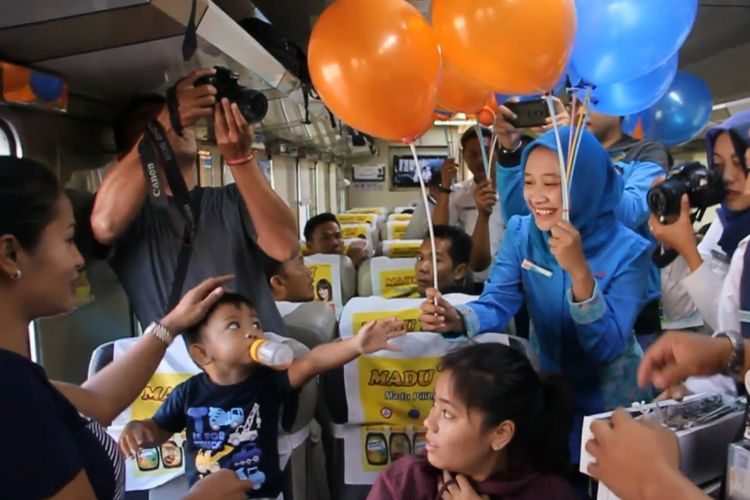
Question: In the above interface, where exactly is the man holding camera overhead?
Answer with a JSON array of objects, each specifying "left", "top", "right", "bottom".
[
  {"left": 494, "top": 99, "right": 668, "bottom": 351},
  {"left": 91, "top": 67, "right": 298, "bottom": 336}
]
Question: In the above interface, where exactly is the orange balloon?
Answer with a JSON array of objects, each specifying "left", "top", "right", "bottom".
[
  {"left": 432, "top": 0, "right": 576, "bottom": 95},
  {"left": 308, "top": 0, "right": 441, "bottom": 143},
  {"left": 477, "top": 106, "right": 495, "bottom": 127},
  {"left": 437, "top": 57, "right": 492, "bottom": 114}
]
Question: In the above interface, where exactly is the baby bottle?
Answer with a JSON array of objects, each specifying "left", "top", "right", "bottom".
[{"left": 249, "top": 337, "right": 293, "bottom": 369}]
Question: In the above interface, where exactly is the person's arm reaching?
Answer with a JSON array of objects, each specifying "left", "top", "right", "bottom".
[
  {"left": 91, "top": 68, "right": 216, "bottom": 245},
  {"left": 468, "top": 180, "right": 498, "bottom": 272},
  {"left": 550, "top": 219, "right": 651, "bottom": 363},
  {"left": 638, "top": 331, "right": 750, "bottom": 390},
  {"left": 53, "top": 276, "right": 232, "bottom": 425},
  {"left": 431, "top": 159, "right": 458, "bottom": 226},
  {"left": 214, "top": 99, "right": 297, "bottom": 262},
  {"left": 421, "top": 218, "right": 525, "bottom": 336},
  {"left": 287, "top": 319, "right": 405, "bottom": 389}
]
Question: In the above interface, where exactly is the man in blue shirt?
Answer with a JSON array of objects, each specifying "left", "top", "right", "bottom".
[{"left": 494, "top": 103, "right": 668, "bottom": 350}]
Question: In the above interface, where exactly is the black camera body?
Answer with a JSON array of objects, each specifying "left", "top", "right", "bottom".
[
  {"left": 647, "top": 161, "right": 725, "bottom": 224},
  {"left": 195, "top": 66, "right": 268, "bottom": 123}
]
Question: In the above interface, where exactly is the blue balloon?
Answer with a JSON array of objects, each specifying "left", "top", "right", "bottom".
[
  {"left": 30, "top": 71, "right": 65, "bottom": 102},
  {"left": 641, "top": 72, "right": 713, "bottom": 146},
  {"left": 567, "top": 62, "right": 583, "bottom": 88},
  {"left": 572, "top": 0, "right": 697, "bottom": 85},
  {"left": 591, "top": 54, "right": 678, "bottom": 116}
]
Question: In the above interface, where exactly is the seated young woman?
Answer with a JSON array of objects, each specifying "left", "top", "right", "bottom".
[
  {"left": 420, "top": 127, "right": 652, "bottom": 460},
  {"left": 368, "top": 342, "right": 577, "bottom": 500}
]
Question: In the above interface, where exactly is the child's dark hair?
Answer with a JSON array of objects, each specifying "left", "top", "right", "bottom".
[
  {"left": 439, "top": 342, "right": 574, "bottom": 475},
  {"left": 184, "top": 292, "right": 256, "bottom": 346}
]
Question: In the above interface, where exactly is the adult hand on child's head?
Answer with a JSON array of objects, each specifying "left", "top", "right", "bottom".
[
  {"left": 355, "top": 318, "right": 406, "bottom": 354},
  {"left": 161, "top": 275, "right": 234, "bottom": 333},
  {"left": 419, "top": 289, "right": 464, "bottom": 334},
  {"left": 182, "top": 469, "right": 252, "bottom": 500},
  {"left": 586, "top": 409, "right": 680, "bottom": 500}
]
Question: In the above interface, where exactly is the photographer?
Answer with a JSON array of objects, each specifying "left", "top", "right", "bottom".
[
  {"left": 91, "top": 68, "right": 297, "bottom": 334},
  {"left": 494, "top": 103, "right": 668, "bottom": 350},
  {"left": 431, "top": 127, "right": 504, "bottom": 282},
  {"left": 652, "top": 111, "right": 750, "bottom": 335}
]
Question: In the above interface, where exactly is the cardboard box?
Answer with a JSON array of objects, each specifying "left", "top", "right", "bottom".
[{"left": 580, "top": 394, "right": 745, "bottom": 499}]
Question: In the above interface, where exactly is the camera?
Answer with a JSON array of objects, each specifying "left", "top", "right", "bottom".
[
  {"left": 647, "top": 161, "right": 725, "bottom": 224},
  {"left": 194, "top": 66, "right": 268, "bottom": 123}
]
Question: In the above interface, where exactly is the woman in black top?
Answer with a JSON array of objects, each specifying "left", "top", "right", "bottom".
[{"left": 0, "top": 156, "right": 251, "bottom": 499}]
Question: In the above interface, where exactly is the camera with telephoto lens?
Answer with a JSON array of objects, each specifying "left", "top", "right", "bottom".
[
  {"left": 194, "top": 66, "right": 268, "bottom": 123},
  {"left": 647, "top": 161, "right": 725, "bottom": 225}
]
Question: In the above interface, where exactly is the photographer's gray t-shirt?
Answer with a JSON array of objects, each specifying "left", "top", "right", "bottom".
[{"left": 108, "top": 183, "right": 286, "bottom": 335}]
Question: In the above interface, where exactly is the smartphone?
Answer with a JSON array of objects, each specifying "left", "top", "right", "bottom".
[{"left": 505, "top": 100, "right": 551, "bottom": 129}]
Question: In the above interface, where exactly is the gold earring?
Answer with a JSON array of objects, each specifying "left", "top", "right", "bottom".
[{"left": 9, "top": 269, "right": 22, "bottom": 281}]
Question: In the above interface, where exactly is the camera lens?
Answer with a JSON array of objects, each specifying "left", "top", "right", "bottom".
[
  {"left": 647, "top": 189, "right": 669, "bottom": 217},
  {"left": 234, "top": 89, "right": 268, "bottom": 123}
]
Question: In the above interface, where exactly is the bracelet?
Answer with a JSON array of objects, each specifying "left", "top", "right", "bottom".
[
  {"left": 502, "top": 139, "right": 524, "bottom": 154},
  {"left": 226, "top": 153, "right": 256, "bottom": 166},
  {"left": 712, "top": 330, "right": 745, "bottom": 377},
  {"left": 144, "top": 322, "right": 174, "bottom": 346}
]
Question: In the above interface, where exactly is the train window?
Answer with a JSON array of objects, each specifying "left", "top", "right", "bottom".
[{"left": 0, "top": 119, "right": 22, "bottom": 157}]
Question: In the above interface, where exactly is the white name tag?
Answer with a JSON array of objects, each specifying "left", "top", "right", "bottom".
[{"left": 522, "top": 259, "right": 553, "bottom": 278}]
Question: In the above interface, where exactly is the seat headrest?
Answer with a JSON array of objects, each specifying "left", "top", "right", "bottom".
[
  {"left": 386, "top": 220, "right": 410, "bottom": 240},
  {"left": 368, "top": 256, "right": 419, "bottom": 298},
  {"left": 381, "top": 239, "right": 422, "bottom": 258},
  {"left": 276, "top": 301, "right": 337, "bottom": 349},
  {"left": 304, "top": 254, "right": 356, "bottom": 315}
]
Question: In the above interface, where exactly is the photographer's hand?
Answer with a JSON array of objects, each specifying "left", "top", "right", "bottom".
[
  {"left": 158, "top": 68, "right": 217, "bottom": 132},
  {"left": 648, "top": 194, "right": 701, "bottom": 271},
  {"left": 215, "top": 98, "right": 255, "bottom": 162}
]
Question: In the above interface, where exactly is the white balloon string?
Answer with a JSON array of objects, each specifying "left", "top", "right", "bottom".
[
  {"left": 475, "top": 123, "right": 491, "bottom": 181},
  {"left": 545, "top": 95, "right": 570, "bottom": 221},
  {"left": 409, "top": 142, "right": 438, "bottom": 305}
]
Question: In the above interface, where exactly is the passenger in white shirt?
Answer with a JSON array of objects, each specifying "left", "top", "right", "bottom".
[
  {"left": 651, "top": 111, "right": 750, "bottom": 397},
  {"left": 431, "top": 127, "right": 504, "bottom": 283},
  {"left": 404, "top": 170, "right": 441, "bottom": 240}
]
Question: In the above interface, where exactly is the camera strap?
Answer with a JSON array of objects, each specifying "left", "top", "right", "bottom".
[
  {"left": 166, "top": 83, "right": 185, "bottom": 137},
  {"left": 138, "top": 120, "right": 203, "bottom": 310},
  {"left": 182, "top": 0, "right": 198, "bottom": 61}
]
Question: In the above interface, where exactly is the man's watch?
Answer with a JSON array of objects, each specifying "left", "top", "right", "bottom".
[
  {"left": 144, "top": 322, "right": 175, "bottom": 346},
  {"left": 438, "top": 186, "right": 452, "bottom": 194},
  {"left": 712, "top": 330, "right": 745, "bottom": 377}
]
